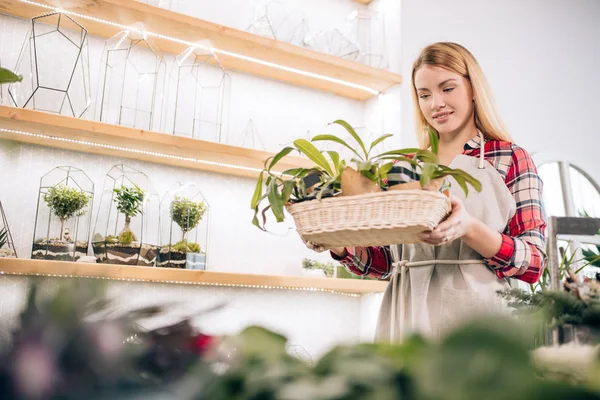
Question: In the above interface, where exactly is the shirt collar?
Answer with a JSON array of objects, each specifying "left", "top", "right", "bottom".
[{"left": 463, "top": 130, "right": 484, "bottom": 151}]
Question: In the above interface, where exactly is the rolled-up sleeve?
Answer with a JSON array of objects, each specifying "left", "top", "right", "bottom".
[{"left": 486, "top": 146, "right": 547, "bottom": 284}]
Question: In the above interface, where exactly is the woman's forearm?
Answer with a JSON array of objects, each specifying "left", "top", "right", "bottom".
[{"left": 463, "top": 218, "right": 503, "bottom": 259}]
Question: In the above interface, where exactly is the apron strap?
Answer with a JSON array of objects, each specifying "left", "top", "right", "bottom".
[
  {"left": 389, "top": 259, "right": 484, "bottom": 340},
  {"left": 477, "top": 130, "right": 485, "bottom": 169}
]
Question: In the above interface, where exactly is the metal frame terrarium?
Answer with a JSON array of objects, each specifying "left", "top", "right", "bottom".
[
  {"left": 158, "top": 182, "right": 210, "bottom": 269},
  {"left": 92, "top": 164, "right": 160, "bottom": 266},
  {"left": 0, "top": 201, "right": 17, "bottom": 258},
  {"left": 31, "top": 166, "right": 94, "bottom": 261},
  {"left": 8, "top": 11, "right": 91, "bottom": 117},
  {"left": 97, "top": 29, "right": 166, "bottom": 131},
  {"left": 163, "top": 42, "right": 230, "bottom": 142}
]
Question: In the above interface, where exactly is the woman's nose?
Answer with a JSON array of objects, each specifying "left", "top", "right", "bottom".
[{"left": 431, "top": 94, "right": 446, "bottom": 110}]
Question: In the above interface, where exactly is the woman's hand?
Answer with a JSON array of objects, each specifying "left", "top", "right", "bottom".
[
  {"left": 419, "top": 195, "right": 474, "bottom": 246},
  {"left": 302, "top": 238, "right": 347, "bottom": 257}
]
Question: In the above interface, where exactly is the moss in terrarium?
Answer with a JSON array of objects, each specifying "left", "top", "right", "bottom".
[
  {"left": 118, "top": 231, "right": 136, "bottom": 245},
  {"left": 172, "top": 239, "right": 201, "bottom": 254},
  {"left": 105, "top": 235, "right": 119, "bottom": 244}
]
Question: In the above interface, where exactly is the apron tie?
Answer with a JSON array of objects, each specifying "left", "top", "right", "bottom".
[
  {"left": 389, "top": 259, "right": 485, "bottom": 340},
  {"left": 478, "top": 130, "right": 485, "bottom": 169}
]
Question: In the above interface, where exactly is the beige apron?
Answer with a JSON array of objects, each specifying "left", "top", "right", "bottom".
[{"left": 375, "top": 133, "right": 517, "bottom": 341}]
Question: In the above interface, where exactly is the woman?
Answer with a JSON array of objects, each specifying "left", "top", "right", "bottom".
[{"left": 307, "top": 42, "right": 547, "bottom": 341}]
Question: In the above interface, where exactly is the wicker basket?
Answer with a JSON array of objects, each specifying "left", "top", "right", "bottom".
[{"left": 287, "top": 190, "right": 451, "bottom": 248}]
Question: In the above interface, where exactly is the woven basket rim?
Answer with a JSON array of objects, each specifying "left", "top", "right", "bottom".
[{"left": 287, "top": 189, "right": 448, "bottom": 210}]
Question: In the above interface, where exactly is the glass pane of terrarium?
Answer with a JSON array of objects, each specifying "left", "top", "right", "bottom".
[
  {"left": 158, "top": 182, "right": 210, "bottom": 270},
  {"left": 31, "top": 166, "right": 94, "bottom": 261},
  {"left": 97, "top": 31, "right": 166, "bottom": 131},
  {"left": 538, "top": 162, "right": 566, "bottom": 217},
  {"left": 569, "top": 165, "right": 600, "bottom": 218},
  {"left": 0, "top": 201, "right": 17, "bottom": 258},
  {"left": 92, "top": 164, "right": 160, "bottom": 266},
  {"left": 8, "top": 12, "right": 91, "bottom": 118},
  {"left": 164, "top": 44, "right": 230, "bottom": 143}
]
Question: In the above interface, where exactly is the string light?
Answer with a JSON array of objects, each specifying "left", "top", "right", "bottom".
[
  {"left": 18, "top": 0, "right": 380, "bottom": 96},
  {"left": 0, "top": 270, "right": 362, "bottom": 297}
]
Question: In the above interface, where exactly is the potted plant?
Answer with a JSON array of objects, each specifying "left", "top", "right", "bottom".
[
  {"left": 92, "top": 164, "right": 160, "bottom": 266},
  {"left": 251, "top": 120, "right": 481, "bottom": 248},
  {"left": 31, "top": 167, "right": 94, "bottom": 262},
  {"left": 158, "top": 183, "right": 210, "bottom": 269}
]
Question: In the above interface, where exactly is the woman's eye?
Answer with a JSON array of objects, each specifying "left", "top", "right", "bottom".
[
  {"left": 419, "top": 94, "right": 430, "bottom": 99},
  {"left": 443, "top": 87, "right": 455, "bottom": 93}
]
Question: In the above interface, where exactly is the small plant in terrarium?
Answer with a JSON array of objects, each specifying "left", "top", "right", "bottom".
[
  {"left": 92, "top": 164, "right": 160, "bottom": 266},
  {"left": 159, "top": 183, "right": 210, "bottom": 269},
  {"left": 171, "top": 196, "right": 207, "bottom": 249},
  {"left": 113, "top": 184, "right": 146, "bottom": 244},
  {"left": 43, "top": 185, "right": 91, "bottom": 241},
  {"left": 32, "top": 167, "right": 94, "bottom": 261}
]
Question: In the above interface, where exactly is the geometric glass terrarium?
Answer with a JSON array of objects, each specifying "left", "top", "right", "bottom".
[
  {"left": 163, "top": 42, "right": 230, "bottom": 142},
  {"left": 31, "top": 166, "right": 94, "bottom": 261},
  {"left": 92, "top": 164, "right": 160, "bottom": 266},
  {"left": 246, "top": 0, "right": 313, "bottom": 48},
  {"left": 158, "top": 182, "right": 209, "bottom": 269},
  {"left": 8, "top": 12, "right": 91, "bottom": 118},
  {"left": 97, "top": 30, "right": 166, "bottom": 131},
  {"left": 0, "top": 201, "right": 17, "bottom": 258},
  {"left": 346, "top": 9, "right": 387, "bottom": 69}
]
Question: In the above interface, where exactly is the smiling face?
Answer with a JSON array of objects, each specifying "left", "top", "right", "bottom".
[{"left": 414, "top": 65, "right": 476, "bottom": 138}]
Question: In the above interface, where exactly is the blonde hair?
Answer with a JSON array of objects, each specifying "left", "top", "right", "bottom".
[{"left": 411, "top": 42, "right": 512, "bottom": 149}]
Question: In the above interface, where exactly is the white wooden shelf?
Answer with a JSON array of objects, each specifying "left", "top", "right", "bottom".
[
  {"left": 0, "top": 0, "right": 402, "bottom": 100},
  {"left": 0, "top": 105, "right": 313, "bottom": 179}
]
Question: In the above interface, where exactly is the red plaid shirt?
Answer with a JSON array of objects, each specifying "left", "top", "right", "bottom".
[{"left": 332, "top": 135, "right": 547, "bottom": 284}]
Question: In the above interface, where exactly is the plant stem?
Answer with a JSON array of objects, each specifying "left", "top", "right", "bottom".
[{"left": 60, "top": 219, "right": 65, "bottom": 242}]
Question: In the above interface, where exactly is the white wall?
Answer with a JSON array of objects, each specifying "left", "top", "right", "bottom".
[
  {"left": 0, "top": 0, "right": 395, "bottom": 357},
  {"left": 400, "top": 0, "right": 600, "bottom": 184}
]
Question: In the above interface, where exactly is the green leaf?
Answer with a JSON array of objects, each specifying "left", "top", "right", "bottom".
[
  {"left": 414, "top": 149, "right": 439, "bottom": 164},
  {"left": 281, "top": 168, "right": 304, "bottom": 177},
  {"left": 316, "top": 173, "right": 341, "bottom": 200},
  {"left": 293, "top": 139, "right": 334, "bottom": 176},
  {"left": 369, "top": 133, "right": 393, "bottom": 153},
  {"left": 376, "top": 155, "right": 420, "bottom": 168},
  {"left": 420, "top": 163, "right": 436, "bottom": 187},
  {"left": 251, "top": 171, "right": 264, "bottom": 209},
  {"left": 0, "top": 68, "right": 22, "bottom": 85},
  {"left": 268, "top": 147, "right": 294, "bottom": 171},
  {"left": 327, "top": 151, "right": 341, "bottom": 174},
  {"left": 454, "top": 176, "right": 469, "bottom": 197},
  {"left": 378, "top": 162, "right": 394, "bottom": 179},
  {"left": 373, "top": 148, "right": 421, "bottom": 159},
  {"left": 330, "top": 119, "right": 368, "bottom": 160},
  {"left": 267, "top": 180, "right": 285, "bottom": 222},
  {"left": 281, "top": 180, "right": 295, "bottom": 203},
  {"left": 311, "top": 134, "right": 363, "bottom": 160},
  {"left": 428, "top": 128, "right": 439, "bottom": 155}
]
